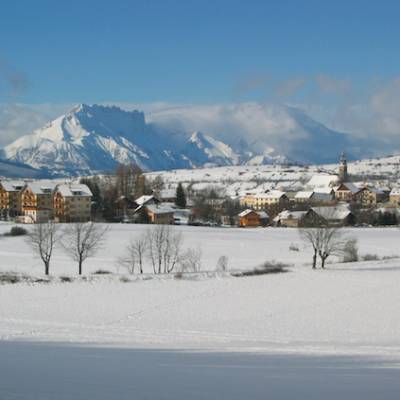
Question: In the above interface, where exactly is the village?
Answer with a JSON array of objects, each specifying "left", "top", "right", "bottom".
[{"left": 0, "top": 153, "right": 399, "bottom": 228}]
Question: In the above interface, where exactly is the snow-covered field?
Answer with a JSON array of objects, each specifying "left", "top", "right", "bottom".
[
  {"left": 0, "top": 223, "right": 399, "bottom": 356},
  {"left": 2, "top": 223, "right": 400, "bottom": 398}
]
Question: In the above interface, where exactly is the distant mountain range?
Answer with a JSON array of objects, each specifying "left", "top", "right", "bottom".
[{"left": 0, "top": 103, "right": 381, "bottom": 178}]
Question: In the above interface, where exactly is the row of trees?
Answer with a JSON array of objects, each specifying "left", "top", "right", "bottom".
[
  {"left": 28, "top": 222, "right": 108, "bottom": 275},
  {"left": 28, "top": 222, "right": 208, "bottom": 276},
  {"left": 118, "top": 225, "right": 202, "bottom": 275}
]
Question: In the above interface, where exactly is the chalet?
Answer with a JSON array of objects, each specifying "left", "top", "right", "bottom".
[
  {"left": 20, "top": 182, "right": 56, "bottom": 222},
  {"left": 0, "top": 180, "right": 25, "bottom": 218},
  {"left": 311, "top": 204, "right": 357, "bottom": 226},
  {"left": 54, "top": 184, "right": 92, "bottom": 222},
  {"left": 238, "top": 209, "right": 269, "bottom": 227},
  {"left": 389, "top": 188, "right": 400, "bottom": 205},
  {"left": 139, "top": 204, "right": 175, "bottom": 224},
  {"left": 334, "top": 182, "right": 360, "bottom": 202}
]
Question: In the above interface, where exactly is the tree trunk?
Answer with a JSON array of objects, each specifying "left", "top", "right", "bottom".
[
  {"left": 78, "top": 260, "right": 83, "bottom": 275},
  {"left": 321, "top": 256, "right": 326, "bottom": 269},
  {"left": 45, "top": 262, "right": 50, "bottom": 276},
  {"left": 312, "top": 250, "right": 317, "bottom": 269}
]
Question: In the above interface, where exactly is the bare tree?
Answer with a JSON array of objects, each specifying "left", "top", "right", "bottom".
[
  {"left": 299, "top": 225, "right": 349, "bottom": 269},
  {"left": 27, "top": 222, "right": 60, "bottom": 275},
  {"left": 299, "top": 228, "right": 319, "bottom": 269},
  {"left": 179, "top": 247, "right": 202, "bottom": 273},
  {"left": 146, "top": 225, "right": 183, "bottom": 274},
  {"left": 62, "top": 222, "right": 109, "bottom": 275},
  {"left": 317, "top": 227, "right": 348, "bottom": 268},
  {"left": 118, "top": 236, "right": 147, "bottom": 274}
]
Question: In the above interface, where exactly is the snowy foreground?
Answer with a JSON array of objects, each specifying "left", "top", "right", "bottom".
[{"left": 1, "top": 223, "right": 400, "bottom": 398}]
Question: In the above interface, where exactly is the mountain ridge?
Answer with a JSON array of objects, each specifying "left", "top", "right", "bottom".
[{"left": 0, "top": 103, "right": 385, "bottom": 178}]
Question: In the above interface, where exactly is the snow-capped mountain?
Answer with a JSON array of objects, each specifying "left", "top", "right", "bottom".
[
  {"left": 0, "top": 102, "right": 378, "bottom": 178},
  {"left": 1, "top": 104, "right": 241, "bottom": 176}
]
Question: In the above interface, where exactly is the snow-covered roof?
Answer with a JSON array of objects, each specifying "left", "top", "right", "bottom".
[
  {"left": 295, "top": 191, "right": 314, "bottom": 199},
  {"left": 307, "top": 174, "right": 339, "bottom": 188},
  {"left": 0, "top": 180, "right": 25, "bottom": 192},
  {"left": 273, "top": 210, "right": 307, "bottom": 222},
  {"left": 238, "top": 209, "right": 256, "bottom": 218},
  {"left": 256, "top": 211, "right": 269, "bottom": 219},
  {"left": 314, "top": 187, "right": 334, "bottom": 194},
  {"left": 145, "top": 204, "right": 175, "bottom": 215},
  {"left": 135, "top": 195, "right": 156, "bottom": 206},
  {"left": 254, "top": 190, "right": 286, "bottom": 199},
  {"left": 25, "top": 181, "right": 57, "bottom": 195},
  {"left": 390, "top": 188, "right": 400, "bottom": 196},
  {"left": 238, "top": 209, "right": 269, "bottom": 219},
  {"left": 336, "top": 182, "right": 360, "bottom": 194},
  {"left": 311, "top": 204, "right": 352, "bottom": 220},
  {"left": 56, "top": 184, "right": 92, "bottom": 197}
]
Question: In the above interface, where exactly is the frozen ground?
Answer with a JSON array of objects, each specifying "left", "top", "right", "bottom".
[{"left": 1, "top": 342, "right": 400, "bottom": 400}]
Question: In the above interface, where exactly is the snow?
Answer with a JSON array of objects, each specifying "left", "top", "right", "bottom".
[
  {"left": 56, "top": 183, "right": 92, "bottom": 197},
  {"left": 0, "top": 223, "right": 399, "bottom": 358},
  {"left": 1, "top": 223, "right": 400, "bottom": 398}
]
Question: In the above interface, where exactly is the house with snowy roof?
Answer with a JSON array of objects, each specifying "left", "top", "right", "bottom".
[
  {"left": 19, "top": 181, "right": 57, "bottom": 223},
  {"left": 137, "top": 203, "right": 175, "bottom": 225},
  {"left": 294, "top": 189, "right": 335, "bottom": 205},
  {"left": 311, "top": 204, "right": 357, "bottom": 226},
  {"left": 389, "top": 188, "right": 400, "bottom": 205},
  {"left": 238, "top": 209, "right": 269, "bottom": 227},
  {"left": 0, "top": 180, "right": 25, "bottom": 218},
  {"left": 54, "top": 183, "right": 92, "bottom": 222},
  {"left": 240, "top": 190, "right": 289, "bottom": 210},
  {"left": 334, "top": 182, "right": 361, "bottom": 202}
]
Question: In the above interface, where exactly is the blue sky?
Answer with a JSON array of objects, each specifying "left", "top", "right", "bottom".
[
  {"left": 1, "top": 0, "right": 400, "bottom": 104},
  {"left": 2, "top": 0, "right": 400, "bottom": 148}
]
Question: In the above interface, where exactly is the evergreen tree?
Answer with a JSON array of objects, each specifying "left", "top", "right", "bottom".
[{"left": 175, "top": 183, "right": 187, "bottom": 208}]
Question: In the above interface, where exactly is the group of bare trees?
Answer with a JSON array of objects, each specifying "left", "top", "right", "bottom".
[
  {"left": 27, "top": 222, "right": 108, "bottom": 275},
  {"left": 118, "top": 225, "right": 202, "bottom": 275}
]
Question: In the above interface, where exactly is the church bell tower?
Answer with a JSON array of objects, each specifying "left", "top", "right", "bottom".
[{"left": 338, "top": 152, "right": 348, "bottom": 182}]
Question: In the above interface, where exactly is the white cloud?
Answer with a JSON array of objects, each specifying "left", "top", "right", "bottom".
[
  {"left": 2, "top": 75, "right": 400, "bottom": 158},
  {"left": 0, "top": 103, "right": 71, "bottom": 147}
]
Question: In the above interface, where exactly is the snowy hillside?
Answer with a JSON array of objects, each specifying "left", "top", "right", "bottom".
[
  {"left": 1, "top": 104, "right": 241, "bottom": 176},
  {"left": 147, "top": 154, "right": 400, "bottom": 196}
]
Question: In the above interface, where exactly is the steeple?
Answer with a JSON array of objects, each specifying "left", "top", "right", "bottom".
[{"left": 338, "top": 151, "right": 348, "bottom": 182}]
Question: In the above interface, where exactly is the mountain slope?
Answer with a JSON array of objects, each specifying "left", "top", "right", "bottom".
[
  {"left": 2, "top": 104, "right": 240, "bottom": 176},
  {"left": 147, "top": 102, "right": 360, "bottom": 164}
]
